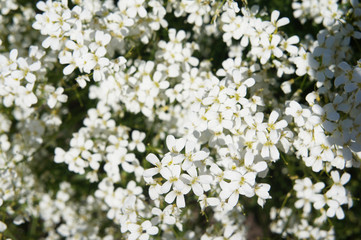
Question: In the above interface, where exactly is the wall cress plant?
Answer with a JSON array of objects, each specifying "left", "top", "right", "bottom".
[{"left": 0, "top": 0, "right": 361, "bottom": 239}]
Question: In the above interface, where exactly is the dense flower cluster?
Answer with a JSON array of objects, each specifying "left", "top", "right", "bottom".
[{"left": 1, "top": 0, "right": 361, "bottom": 239}]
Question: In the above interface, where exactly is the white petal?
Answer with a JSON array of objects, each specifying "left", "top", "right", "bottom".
[
  {"left": 0, "top": 221, "right": 7, "bottom": 232},
  {"left": 220, "top": 189, "right": 232, "bottom": 200},
  {"left": 176, "top": 138, "right": 186, "bottom": 152},
  {"left": 143, "top": 168, "right": 159, "bottom": 178},
  {"left": 185, "top": 141, "right": 196, "bottom": 154},
  {"left": 192, "top": 183, "right": 203, "bottom": 196},
  {"left": 164, "top": 216, "right": 176, "bottom": 225},
  {"left": 174, "top": 180, "right": 184, "bottom": 190},
  {"left": 224, "top": 171, "right": 241, "bottom": 181},
  {"left": 244, "top": 151, "right": 254, "bottom": 166},
  {"left": 254, "top": 161, "right": 267, "bottom": 172},
  {"left": 273, "top": 48, "right": 283, "bottom": 58},
  {"left": 275, "top": 120, "right": 287, "bottom": 129},
  {"left": 161, "top": 181, "right": 172, "bottom": 194},
  {"left": 207, "top": 197, "right": 220, "bottom": 206},
  {"left": 165, "top": 191, "right": 176, "bottom": 204},
  {"left": 331, "top": 171, "right": 340, "bottom": 182},
  {"left": 344, "top": 83, "right": 357, "bottom": 92},
  {"left": 336, "top": 207, "right": 345, "bottom": 219},
  {"left": 63, "top": 64, "right": 76, "bottom": 75},
  {"left": 166, "top": 135, "right": 175, "bottom": 151},
  {"left": 193, "top": 151, "right": 209, "bottom": 161},
  {"left": 147, "top": 226, "right": 159, "bottom": 235},
  {"left": 255, "top": 184, "right": 270, "bottom": 199},
  {"left": 335, "top": 75, "right": 346, "bottom": 87},
  {"left": 146, "top": 153, "right": 159, "bottom": 166},
  {"left": 270, "top": 145, "right": 280, "bottom": 160},
  {"left": 338, "top": 61, "right": 351, "bottom": 71},
  {"left": 261, "top": 146, "right": 270, "bottom": 158},
  {"left": 271, "top": 35, "right": 282, "bottom": 45},
  {"left": 141, "top": 220, "right": 152, "bottom": 229},
  {"left": 340, "top": 173, "right": 350, "bottom": 185},
  {"left": 138, "top": 7, "right": 147, "bottom": 18},
  {"left": 128, "top": 223, "right": 140, "bottom": 233},
  {"left": 228, "top": 191, "right": 239, "bottom": 207},
  {"left": 271, "top": 10, "right": 280, "bottom": 23},
  {"left": 10, "top": 49, "right": 18, "bottom": 60},
  {"left": 95, "top": 47, "right": 106, "bottom": 57},
  {"left": 269, "top": 111, "right": 279, "bottom": 124},
  {"left": 277, "top": 17, "right": 290, "bottom": 27},
  {"left": 199, "top": 175, "right": 213, "bottom": 184},
  {"left": 176, "top": 195, "right": 185, "bottom": 208}
]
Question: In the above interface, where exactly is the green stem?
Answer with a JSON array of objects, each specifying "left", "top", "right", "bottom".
[
  {"left": 30, "top": 217, "right": 38, "bottom": 238},
  {"left": 280, "top": 152, "right": 289, "bottom": 166},
  {"left": 280, "top": 191, "right": 291, "bottom": 210},
  {"left": 300, "top": 74, "right": 308, "bottom": 90},
  {"left": 74, "top": 88, "right": 84, "bottom": 107}
]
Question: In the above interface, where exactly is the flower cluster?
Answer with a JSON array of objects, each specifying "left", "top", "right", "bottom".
[{"left": 1, "top": 0, "right": 361, "bottom": 239}]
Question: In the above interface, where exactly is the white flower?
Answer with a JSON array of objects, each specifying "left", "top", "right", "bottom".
[
  {"left": 129, "top": 130, "right": 146, "bottom": 152},
  {"left": 47, "top": 86, "right": 68, "bottom": 108},
  {"left": 258, "top": 131, "right": 280, "bottom": 161},
  {"left": 143, "top": 153, "right": 163, "bottom": 178},
  {"left": 89, "top": 31, "right": 111, "bottom": 56},
  {"left": 198, "top": 194, "right": 220, "bottom": 210},
  {"left": 243, "top": 153, "right": 268, "bottom": 174},
  {"left": 0, "top": 221, "right": 7, "bottom": 232},
  {"left": 259, "top": 34, "right": 283, "bottom": 64},
  {"left": 244, "top": 112, "right": 266, "bottom": 135},
  {"left": 182, "top": 140, "right": 209, "bottom": 171},
  {"left": 293, "top": 47, "right": 319, "bottom": 76},
  {"left": 13, "top": 57, "right": 41, "bottom": 83},
  {"left": 164, "top": 184, "right": 191, "bottom": 208},
  {"left": 280, "top": 79, "right": 293, "bottom": 94},
  {"left": 126, "top": 0, "right": 147, "bottom": 18},
  {"left": 128, "top": 220, "right": 158, "bottom": 240},
  {"left": 304, "top": 154, "right": 324, "bottom": 172},
  {"left": 75, "top": 75, "right": 90, "bottom": 88},
  {"left": 267, "top": 111, "right": 288, "bottom": 134},
  {"left": 217, "top": 225, "right": 245, "bottom": 240},
  {"left": 16, "top": 85, "right": 38, "bottom": 107},
  {"left": 181, "top": 166, "right": 212, "bottom": 196},
  {"left": 326, "top": 199, "right": 345, "bottom": 219},
  {"left": 160, "top": 165, "right": 184, "bottom": 194},
  {"left": 202, "top": 85, "right": 228, "bottom": 110},
  {"left": 210, "top": 163, "right": 226, "bottom": 184},
  {"left": 205, "top": 108, "right": 233, "bottom": 132},
  {"left": 166, "top": 135, "right": 186, "bottom": 154},
  {"left": 343, "top": 67, "right": 361, "bottom": 104},
  {"left": 281, "top": 35, "right": 299, "bottom": 55},
  {"left": 255, "top": 183, "right": 271, "bottom": 207},
  {"left": 168, "top": 28, "right": 186, "bottom": 47},
  {"left": 144, "top": 177, "right": 162, "bottom": 200},
  {"left": 141, "top": 70, "right": 169, "bottom": 96},
  {"left": 327, "top": 171, "right": 350, "bottom": 197},
  {"left": 285, "top": 101, "right": 311, "bottom": 127},
  {"left": 220, "top": 170, "right": 256, "bottom": 206},
  {"left": 151, "top": 207, "right": 176, "bottom": 225},
  {"left": 268, "top": 10, "right": 290, "bottom": 33},
  {"left": 60, "top": 49, "right": 83, "bottom": 75},
  {"left": 335, "top": 61, "right": 353, "bottom": 87}
]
